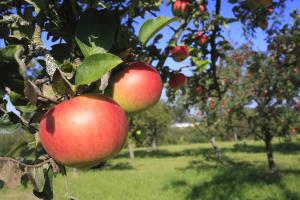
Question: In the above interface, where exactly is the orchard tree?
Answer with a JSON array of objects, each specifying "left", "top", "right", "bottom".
[
  {"left": 0, "top": 0, "right": 292, "bottom": 198},
  {"left": 128, "top": 101, "right": 173, "bottom": 159},
  {"left": 219, "top": 13, "right": 300, "bottom": 173}
]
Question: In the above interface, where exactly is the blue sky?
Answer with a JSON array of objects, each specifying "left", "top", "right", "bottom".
[
  {"left": 2, "top": 0, "right": 299, "bottom": 112},
  {"left": 131, "top": 0, "right": 298, "bottom": 76}
]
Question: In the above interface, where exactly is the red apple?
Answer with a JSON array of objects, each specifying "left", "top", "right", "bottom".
[
  {"left": 258, "top": 19, "right": 268, "bottom": 30},
  {"left": 170, "top": 46, "right": 189, "bottom": 62},
  {"left": 173, "top": 0, "right": 190, "bottom": 18},
  {"left": 221, "top": 99, "right": 228, "bottom": 108},
  {"left": 195, "top": 85, "right": 206, "bottom": 95},
  {"left": 110, "top": 62, "right": 162, "bottom": 114},
  {"left": 199, "top": 3, "right": 207, "bottom": 14},
  {"left": 268, "top": 6, "right": 273, "bottom": 14},
  {"left": 196, "top": 32, "right": 208, "bottom": 45},
  {"left": 39, "top": 94, "right": 128, "bottom": 168},
  {"left": 290, "top": 128, "right": 297, "bottom": 134},
  {"left": 169, "top": 73, "right": 187, "bottom": 89},
  {"left": 227, "top": 108, "right": 232, "bottom": 113},
  {"left": 294, "top": 102, "right": 300, "bottom": 110}
]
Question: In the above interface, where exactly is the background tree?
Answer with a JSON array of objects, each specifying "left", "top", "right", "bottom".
[
  {"left": 218, "top": 14, "right": 300, "bottom": 173},
  {"left": 128, "top": 101, "right": 173, "bottom": 158},
  {"left": 0, "top": 0, "right": 293, "bottom": 198}
]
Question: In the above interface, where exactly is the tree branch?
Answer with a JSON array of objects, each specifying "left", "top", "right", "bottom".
[
  {"left": 210, "top": 0, "right": 222, "bottom": 99},
  {"left": 156, "top": 17, "right": 191, "bottom": 71},
  {"left": 0, "top": 157, "right": 53, "bottom": 168}
]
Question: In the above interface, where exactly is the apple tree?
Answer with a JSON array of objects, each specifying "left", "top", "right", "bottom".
[
  {"left": 218, "top": 12, "right": 300, "bottom": 173},
  {"left": 0, "top": 0, "right": 293, "bottom": 198}
]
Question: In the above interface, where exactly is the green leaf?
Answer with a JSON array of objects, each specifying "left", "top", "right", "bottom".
[
  {"left": 9, "top": 91, "right": 28, "bottom": 106},
  {"left": 75, "top": 9, "right": 120, "bottom": 57},
  {"left": 191, "top": 57, "right": 209, "bottom": 72},
  {"left": 75, "top": 53, "right": 122, "bottom": 85},
  {"left": 15, "top": 103, "right": 37, "bottom": 113},
  {"left": 5, "top": 141, "right": 31, "bottom": 158},
  {"left": 0, "top": 45, "right": 23, "bottom": 62},
  {"left": 0, "top": 114, "right": 22, "bottom": 134},
  {"left": 28, "top": 167, "right": 46, "bottom": 193},
  {"left": 24, "top": 0, "right": 43, "bottom": 14},
  {"left": 138, "top": 16, "right": 177, "bottom": 45},
  {"left": 24, "top": 79, "right": 42, "bottom": 105},
  {"left": 0, "top": 89, "right": 5, "bottom": 98},
  {"left": 52, "top": 69, "right": 75, "bottom": 95}
]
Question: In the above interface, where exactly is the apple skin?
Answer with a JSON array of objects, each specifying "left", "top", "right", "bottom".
[
  {"left": 170, "top": 46, "right": 189, "bottom": 62},
  {"left": 39, "top": 94, "right": 128, "bottom": 169},
  {"left": 169, "top": 73, "right": 187, "bottom": 89},
  {"left": 290, "top": 128, "right": 297, "bottom": 134},
  {"left": 109, "top": 62, "right": 162, "bottom": 114},
  {"left": 268, "top": 6, "right": 273, "bottom": 14},
  {"left": 173, "top": 0, "right": 190, "bottom": 18},
  {"left": 195, "top": 85, "right": 206, "bottom": 95},
  {"left": 258, "top": 19, "right": 268, "bottom": 30},
  {"left": 196, "top": 32, "right": 208, "bottom": 45},
  {"left": 199, "top": 3, "right": 207, "bottom": 14}
]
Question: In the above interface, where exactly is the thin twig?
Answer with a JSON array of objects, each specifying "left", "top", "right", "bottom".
[{"left": 0, "top": 157, "right": 52, "bottom": 168}]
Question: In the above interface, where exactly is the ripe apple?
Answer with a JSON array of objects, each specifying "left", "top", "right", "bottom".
[
  {"left": 290, "top": 128, "right": 297, "bottom": 134},
  {"left": 39, "top": 94, "right": 128, "bottom": 168},
  {"left": 195, "top": 85, "right": 206, "bottom": 95},
  {"left": 268, "top": 6, "right": 273, "bottom": 14},
  {"left": 199, "top": 3, "right": 207, "bottom": 14},
  {"left": 170, "top": 46, "right": 189, "bottom": 62},
  {"left": 258, "top": 18, "right": 268, "bottom": 30},
  {"left": 172, "top": 0, "right": 190, "bottom": 18},
  {"left": 221, "top": 99, "right": 228, "bottom": 108},
  {"left": 109, "top": 62, "right": 162, "bottom": 114},
  {"left": 196, "top": 32, "right": 208, "bottom": 45},
  {"left": 227, "top": 108, "right": 232, "bottom": 114},
  {"left": 169, "top": 73, "right": 187, "bottom": 89}
]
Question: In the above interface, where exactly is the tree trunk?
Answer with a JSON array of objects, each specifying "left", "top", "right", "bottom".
[
  {"left": 264, "top": 134, "right": 276, "bottom": 174},
  {"left": 234, "top": 133, "right": 239, "bottom": 142},
  {"left": 210, "top": 136, "right": 221, "bottom": 160},
  {"left": 128, "top": 143, "right": 135, "bottom": 160},
  {"left": 151, "top": 138, "right": 157, "bottom": 150}
]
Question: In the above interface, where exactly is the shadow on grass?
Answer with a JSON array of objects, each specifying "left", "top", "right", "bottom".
[
  {"left": 115, "top": 141, "right": 300, "bottom": 160},
  {"left": 92, "top": 162, "right": 134, "bottom": 171},
  {"left": 167, "top": 155, "right": 300, "bottom": 200}
]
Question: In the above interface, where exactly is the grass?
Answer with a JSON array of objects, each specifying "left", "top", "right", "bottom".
[{"left": 1, "top": 140, "right": 300, "bottom": 200}]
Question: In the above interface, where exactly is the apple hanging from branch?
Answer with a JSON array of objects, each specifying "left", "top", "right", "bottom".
[
  {"left": 109, "top": 62, "right": 162, "bottom": 114},
  {"left": 39, "top": 94, "right": 128, "bottom": 169},
  {"left": 170, "top": 46, "right": 189, "bottom": 62},
  {"left": 169, "top": 73, "right": 188, "bottom": 89}
]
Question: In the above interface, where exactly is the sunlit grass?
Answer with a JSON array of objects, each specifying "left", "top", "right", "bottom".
[{"left": 1, "top": 140, "right": 300, "bottom": 200}]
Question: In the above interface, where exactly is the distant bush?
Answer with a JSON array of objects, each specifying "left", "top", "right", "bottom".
[{"left": 159, "top": 127, "right": 208, "bottom": 145}]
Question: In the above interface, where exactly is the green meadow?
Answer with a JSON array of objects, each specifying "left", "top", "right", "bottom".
[{"left": 1, "top": 140, "right": 300, "bottom": 200}]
